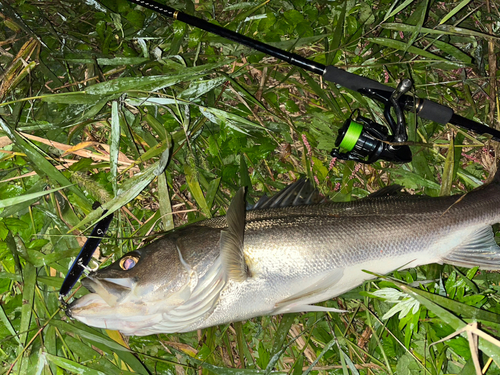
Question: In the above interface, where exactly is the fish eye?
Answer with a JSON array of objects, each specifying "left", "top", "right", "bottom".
[{"left": 119, "top": 255, "right": 139, "bottom": 270}]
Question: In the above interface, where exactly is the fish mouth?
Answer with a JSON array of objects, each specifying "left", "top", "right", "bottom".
[
  {"left": 66, "top": 277, "right": 163, "bottom": 335},
  {"left": 81, "top": 276, "right": 134, "bottom": 301},
  {"left": 67, "top": 292, "right": 108, "bottom": 318},
  {"left": 67, "top": 276, "right": 134, "bottom": 316}
]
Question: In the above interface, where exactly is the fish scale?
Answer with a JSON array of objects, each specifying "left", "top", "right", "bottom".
[{"left": 68, "top": 174, "right": 500, "bottom": 335}]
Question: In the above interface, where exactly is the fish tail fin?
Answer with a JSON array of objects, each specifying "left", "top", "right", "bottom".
[{"left": 442, "top": 226, "right": 500, "bottom": 270}]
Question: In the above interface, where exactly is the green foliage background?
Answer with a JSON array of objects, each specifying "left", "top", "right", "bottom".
[{"left": 0, "top": 0, "right": 499, "bottom": 373}]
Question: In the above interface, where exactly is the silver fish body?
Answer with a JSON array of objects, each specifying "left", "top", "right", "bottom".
[{"left": 69, "top": 174, "right": 500, "bottom": 336}]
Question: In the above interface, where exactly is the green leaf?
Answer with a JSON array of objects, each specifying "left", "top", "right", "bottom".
[
  {"left": 110, "top": 101, "right": 121, "bottom": 194},
  {"left": 402, "top": 283, "right": 500, "bottom": 323},
  {"left": 403, "top": 0, "right": 428, "bottom": 55},
  {"left": 44, "top": 352, "right": 137, "bottom": 375},
  {"left": 85, "top": 62, "right": 231, "bottom": 95},
  {"left": 201, "top": 106, "right": 263, "bottom": 134},
  {"left": 63, "top": 57, "right": 150, "bottom": 65},
  {"left": 158, "top": 172, "right": 174, "bottom": 231},
  {"left": 440, "top": 138, "right": 454, "bottom": 196},
  {"left": 303, "top": 336, "right": 337, "bottom": 375},
  {"left": 383, "top": 0, "right": 417, "bottom": 21},
  {"left": 0, "top": 185, "right": 70, "bottom": 208},
  {"left": 270, "top": 314, "right": 296, "bottom": 362},
  {"left": 126, "top": 10, "right": 145, "bottom": 30},
  {"left": 49, "top": 320, "right": 131, "bottom": 352},
  {"left": 41, "top": 92, "right": 110, "bottom": 104},
  {"left": 382, "top": 23, "right": 499, "bottom": 40},
  {"left": 239, "top": 154, "right": 251, "bottom": 189},
  {"left": 429, "top": 39, "right": 472, "bottom": 65},
  {"left": 206, "top": 177, "right": 221, "bottom": 211},
  {"left": 180, "top": 76, "right": 228, "bottom": 99},
  {"left": 330, "top": 2, "right": 346, "bottom": 53},
  {"left": 184, "top": 164, "right": 211, "bottom": 218},
  {"left": 19, "top": 261, "right": 36, "bottom": 347},
  {"left": 438, "top": 0, "right": 473, "bottom": 25},
  {"left": 367, "top": 37, "right": 451, "bottom": 62}
]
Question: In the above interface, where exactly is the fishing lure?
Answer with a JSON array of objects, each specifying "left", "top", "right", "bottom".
[{"left": 59, "top": 209, "right": 114, "bottom": 301}]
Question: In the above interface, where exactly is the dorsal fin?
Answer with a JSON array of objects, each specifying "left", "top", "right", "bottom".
[
  {"left": 220, "top": 187, "right": 249, "bottom": 282},
  {"left": 252, "top": 178, "right": 323, "bottom": 209}
]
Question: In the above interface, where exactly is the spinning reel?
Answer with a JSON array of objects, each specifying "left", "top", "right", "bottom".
[{"left": 331, "top": 79, "right": 413, "bottom": 164}]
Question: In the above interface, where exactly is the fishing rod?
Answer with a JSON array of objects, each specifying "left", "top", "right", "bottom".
[{"left": 126, "top": 0, "right": 500, "bottom": 163}]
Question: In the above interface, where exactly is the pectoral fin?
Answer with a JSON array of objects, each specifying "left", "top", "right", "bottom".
[
  {"left": 273, "top": 268, "right": 345, "bottom": 314},
  {"left": 220, "top": 187, "right": 249, "bottom": 282}
]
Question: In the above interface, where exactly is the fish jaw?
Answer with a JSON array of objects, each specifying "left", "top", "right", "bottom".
[
  {"left": 68, "top": 292, "right": 164, "bottom": 334},
  {"left": 68, "top": 276, "right": 164, "bottom": 334},
  {"left": 80, "top": 276, "right": 135, "bottom": 307}
]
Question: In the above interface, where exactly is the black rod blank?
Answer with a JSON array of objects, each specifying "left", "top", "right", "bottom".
[
  {"left": 129, "top": 0, "right": 325, "bottom": 74},
  {"left": 126, "top": 0, "right": 500, "bottom": 141}
]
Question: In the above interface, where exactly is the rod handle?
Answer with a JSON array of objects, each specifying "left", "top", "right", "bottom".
[
  {"left": 323, "top": 65, "right": 391, "bottom": 93},
  {"left": 417, "top": 99, "right": 454, "bottom": 125}
]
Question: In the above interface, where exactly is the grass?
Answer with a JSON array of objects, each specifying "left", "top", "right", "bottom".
[{"left": 0, "top": 0, "right": 499, "bottom": 373}]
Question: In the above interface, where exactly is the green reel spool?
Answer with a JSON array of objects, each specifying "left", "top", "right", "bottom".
[{"left": 338, "top": 121, "right": 363, "bottom": 151}]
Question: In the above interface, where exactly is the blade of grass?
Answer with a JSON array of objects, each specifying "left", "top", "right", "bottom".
[
  {"left": 0, "top": 185, "right": 69, "bottom": 209},
  {"left": 184, "top": 164, "right": 211, "bottom": 218},
  {"left": 382, "top": 23, "right": 500, "bottom": 40},
  {"left": 440, "top": 138, "right": 454, "bottom": 196},
  {"left": 49, "top": 320, "right": 149, "bottom": 374},
  {"left": 367, "top": 37, "right": 453, "bottom": 63},
  {"left": 234, "top": 321, "right": 255, "bottom": 368},
  {"left": 403, "top": 0, "right": 429, "bottom": 56},
  {"left": 205, "top": 177, "right": 221, "bottom": 212},
  {"left": 383, "top": 0, "right": 417, "bottom": 21},
  {"left": 270, "top": 314, "right": 296, "bottom": 361},
  {"left": 329, "top": 1, "right": 346, "bottom": 61},
  {"left": 110, "top": 101, "right": 121, "bottom": 195},
  {"left": 364, "top": 308, "right": 395, "bottom": 375},
  {"left": 429, "top": 39, "right": 472, "bottom": 65},
  {"left": 84, "top": 61, "right": 232, "bottom": 95},
  {"left": 158, "top": 172, "right": 175, "bottom": 231},
  {"left": 15, "top": 258, "right": 37, "bottom": 373},
  {"left": 303, "top": 336, "right": 337, "bottom": 375},
  {"left": 438, "top": 0, "right": 473, "bottom": 25},
  {"left": 44, "top": 352, "right": 135, "bottom": 375}
]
